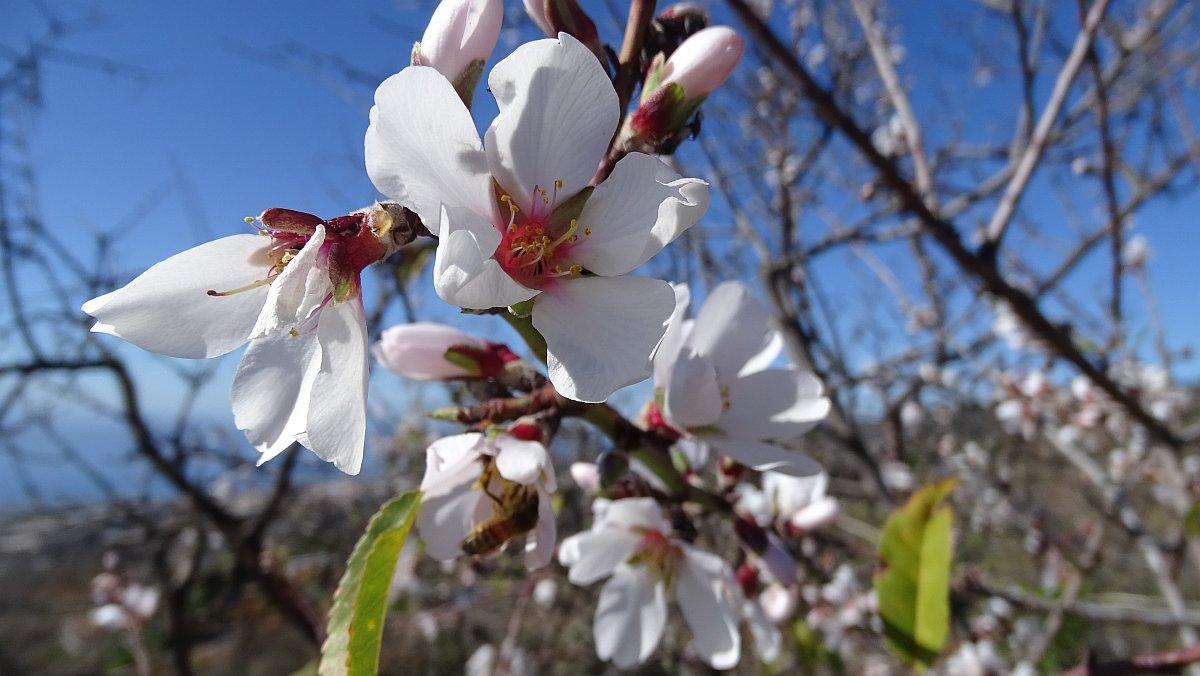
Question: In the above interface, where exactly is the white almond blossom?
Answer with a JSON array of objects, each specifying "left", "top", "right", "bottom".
[
  {"left": 558, "top": 497, "right": 741, "bottom": 669},
  {"left": 417, "top": 432, "right": 557, "bottom": 570},
  {"left": 650, "top": 281, "right": 831, "bottom": 475},
  {"left": 82, "top": 206, "right": 406, "bottom": 474},
  {"left": 366, "top": 33, "right": 709, "bottom": 403}
]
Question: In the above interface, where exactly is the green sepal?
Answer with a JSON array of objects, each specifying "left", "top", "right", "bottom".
[
  {"left": 443, "top": 349, "right": 482, "bottom": 375},
  {"left": 452, "top": 59, "right": 485, "bottom": 109}
]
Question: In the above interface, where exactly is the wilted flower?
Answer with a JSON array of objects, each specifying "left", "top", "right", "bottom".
[
  {"left": 417, "top": 431, "right": 557, "bottom": 569},
  {"left": 82, "top": 204, "right": 414, "bottom": 473},
  {"left": 367, "top": 34, "right": 709, "bottom": 402},
  {"left": 559, "top": 497, "right": 741, "bottom": 669},
  {"left": 650, "top": 281, "right": 831, "bottom": 475}
]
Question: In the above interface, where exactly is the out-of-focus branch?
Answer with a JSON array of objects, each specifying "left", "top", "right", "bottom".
[{"left": 724, "top": 0, "right": 1183, "bottom": 451}]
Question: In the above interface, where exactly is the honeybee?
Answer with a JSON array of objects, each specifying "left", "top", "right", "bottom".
[{"left": 460, "top": 480, "right": 540, "bottom": 557}]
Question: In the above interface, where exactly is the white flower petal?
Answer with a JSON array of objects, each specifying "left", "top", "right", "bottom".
[
  {"left": 560, "top": 529, "right": 640, "bottom": 584},
  {"left": 594, "top": 564, "right": 667, "bottom": 669},
  {"left": 433, "top": 205, "right": 539, "bottom": 309},
  {"left": 741, "top": 329, "right": 784, "bottom": 376},
  {"left": 534, "top": 276, "right": 674, "bottom": 403},
  {"left": 663, "top": 349, "right": 722, "bottom": 428},
  {"left": 484, "top": 34, "right": 617, "bottom": 205},
  {"left": 365, "top": 66, "right": 493, "bottom": 224},
  {"left": 250, "top": 225, "right": 328, "bottom": 339},
  {"left": 600, "top": 497, "right": 672, "bottom": 532},
  {"left": 524, "top": 488, "right": 557, "bottom": 570},
  {"left": 82, "top": 235, "right": 270, "bottom": 358},
  {"left": 721, "top": 368, "right": 831, "bottom": 441},
  {"left": 494, "top": 437, "right": 549, "bottom": 485},
  {"left": 418, "top": 481, "right": 483, "bottom": 561},
  {"left": 652, "top": 283, "right": 691, "bottom": 389},
  {"left": 422, "top": 433, "right": 487, "bottom": 486},
  {"left": 574, "top": 153, "right": 708, "bottom": 276},
  {"left": 304, "top": 299, "right": 369, "bottom": 474},
  {"left": 745, "top": 597, "right": 782, "bottom": 663},
  {"left": 686, "top": 281, "right": 771, "bottom": 378},
  {"left": 232, "top": 327, "right": 321, "bottom": 464},
  {"left": 676, "top": 547, "right": 741, "bottom": 670},
  {"left": 708, "top": 436, "right": 824, "bottom": 476}
]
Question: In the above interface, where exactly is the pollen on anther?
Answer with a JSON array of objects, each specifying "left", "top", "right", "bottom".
[
  {"left": 289, "top": 328, "right": 299, "bottom": 337},
  {"left": 244, "top": 216, "right": 255, "bottom": 224},
  {"left": 569, "top": 264, "right": 582, "bottom": 275},
  {"left": 583, "top": 227, "right": 592, "bottom": 237}
]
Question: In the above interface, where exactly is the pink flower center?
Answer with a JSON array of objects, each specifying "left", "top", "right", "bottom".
[
  {"left": 636, "top": 528, "right": 683, "bottom": 575},
  {"left": 494, "top": 183, "right": 589, "bottom": 289}
]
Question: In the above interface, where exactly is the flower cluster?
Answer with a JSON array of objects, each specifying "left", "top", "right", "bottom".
[{"left": 78, "top": 0, "right": 838, "bottom": 669}]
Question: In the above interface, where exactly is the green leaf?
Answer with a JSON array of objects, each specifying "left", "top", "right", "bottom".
[
  {"left": 320, "top": 490, "right": 422, "bottom": 676},
  {"left": 874, "top": 478, "right": 956, "bottom": 669},
  {"left": 1186, "top": 501, "right": 1200, "bottom": 538}
]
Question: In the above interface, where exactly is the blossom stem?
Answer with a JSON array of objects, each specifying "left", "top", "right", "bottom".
[
  {"left": 581, "top": 403, "right": 729, "bottom": 512},
  {"left": 593, "top": 0, "right": 657, "bottom": 183},
  {"left": 500, "top": 312, "right": 548, "bottom": 364}
]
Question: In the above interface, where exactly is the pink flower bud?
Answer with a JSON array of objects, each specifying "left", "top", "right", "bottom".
[
  {"left": 658, "top": 26, "right": 743, "bottom": 99},
  {"left": 523, "top": 0, "right": 553, "bottom": 36},
  {"left": 414, "top": 0, "right": 503, "bottom": 84},
  {"left": 372, "top": 322, "right": 510, "bottom": 381}
]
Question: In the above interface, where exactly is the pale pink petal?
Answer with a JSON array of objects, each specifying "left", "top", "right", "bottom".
[
  {"left": 572, "top": 153, "right": 708, "bottom": 276},
  {"left": 524, "top": 488, "right": 557, "bottom": 570},
  {"left": 594, "top": 564, "right": 667, "bottom": 669},
  {"left": 522, "top": 0, "right": 552, "bottom": 35},
  {"left": 560, "top": 529, "right": 640, "bottom": 584},
  {"left": 250, "top": 225, "right": 328, "bottom": 339},
  {"left": 663, "top": 350, "right": 722, "bottom": 428},
  {"left": 232, "top": 327, "right": 321, "bottom": 464},
  {"left": 685, "top": 281, "right": 771, "bottom": 378},
  {"left": 484, "top": 34, "right": 617, "bottom": 205},
  {"left": 720, "top": 368, "right": 830, "bottom": 441},
  {"left": 418, "top": 0, "right": 503, "bottom": 80},
  {"left": 676, "top": 547, "right": 741, "bottom": 670},
  {"left": 569, "top": 462, "right": 600, "bottom": 494},
  {"left": 365, "top": 67, "right": 493, "bottom": 224},
  {"left": 372, "top": 322, "right": 485, "bottom": 380},
  {"left": 304, "top": 299, "right": 369, "bottom": 474},
  {"left": 706, "top": 436, "right": 823, "bottom": 476},
  {"left": 494, "top": 437, "right": 550, "bottom": 485},
  {"left": 789, "top": 497, "right": 840, "bottom": 531},
  {"left": 82, "top": 235, "right": 269, "bottom": 359},
  {"left": 534, "top": 276, "right": 674, "bottom": 403},
  {"left": 759, "top": 583, "right": 798, "bottom": 622},
  {"left": 433, "top": 205, "right": 539, "bottom": 309}
]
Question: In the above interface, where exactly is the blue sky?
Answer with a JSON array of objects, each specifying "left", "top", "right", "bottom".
[{"left": 2, "top": 0, "right": 1196, "bottom": 504}]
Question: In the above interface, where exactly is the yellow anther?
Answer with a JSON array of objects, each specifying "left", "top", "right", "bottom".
[
  {"left": 289, "top": 328, "right": 299, "bottom": 337},
  {"left": 583, "top": 227, "right": 592, "bottom": 236},
  {"left": 569, "top": 264, "right": 582, "bottom": 275},
  {"left": 554, "top": 179, "right": 563, "bottom": 190},
  {"left": 244, "top": 216, "right": 255, "bottom": 224}
]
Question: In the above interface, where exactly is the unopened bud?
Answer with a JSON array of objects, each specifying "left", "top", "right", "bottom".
[
  {"left": 656, "top": 26, "right": 743, "bottom": 100},
  {"left": 412, "top": 0, "right": 503, "bottom": 107},
  {"left": 525, "top": 0, "right": 606, "bottom": 65},
  {"left": 628, "top": 26, "right": 743, "bottom": 151},
  {"left": 373, "top": 322, "right": 515, "bottom": 381}
]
